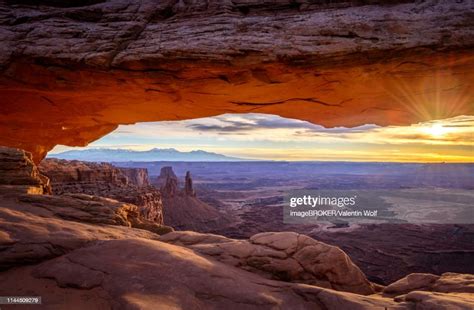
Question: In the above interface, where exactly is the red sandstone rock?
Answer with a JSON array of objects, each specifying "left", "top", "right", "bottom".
[
  {"left": 160, "top": 230, "right": 375, "bottom": 295},
  {"left": 119, "top": 167, "right": 150, "bottom": 187},
  {"left": 0, "top": 194, "right": 160, "bottom": 270},
  {"left": 384, "top": 272, "right": 474, "bottom": 296},
  {"left": 157, "top": 166, "right": 231, "bottom": 231},
  {"left": 40, "top": 158, "right": 164, "bottom": 224},
  {"left": 0, "top": 146, "right": 51, "bottom": 195},
  {"left": 159, "top": 167, "right": 179, "bottom": 198},
  {"left": 26, "top": 239, "right": 402, "bottom": 309},
  {"left": 185, "top": 171, "right": 196, "bottom": 197},
  {"left": 0, "top": 1, "right": 473, "bottom": 161}
]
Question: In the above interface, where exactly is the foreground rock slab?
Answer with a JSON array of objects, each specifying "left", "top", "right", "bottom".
[
  {"left": 384, "top": 272, "right": 474, "bottom": 296},
  {"left": 0, "top": 195, "right": 159, "bottom": 270},
  {"left": 160, "top": 230, "right": 375, "bottom": 295},
  {"left": 1, "top": 192, "right": 473, "bottom": 309},
  {"left": 26, "top": 238, "right": 402, "bottom": 310},
  {"left": 2, "top": 235, "right": 473, "bottom": 309}
]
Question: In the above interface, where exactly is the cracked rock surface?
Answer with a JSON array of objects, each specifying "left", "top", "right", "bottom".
[
  {"left": 160, "top": 230, "right": 375, "bottom": 295},
  {"left": 9, "top": 238, "right": 404, "bottom": 310},
  {"left": 0, "top": 193, "right": 161, "bottom": 270}
]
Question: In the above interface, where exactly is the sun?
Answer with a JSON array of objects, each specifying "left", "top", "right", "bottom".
[{"left": 423, "top": 123, "right": 448, "bottom": 138}]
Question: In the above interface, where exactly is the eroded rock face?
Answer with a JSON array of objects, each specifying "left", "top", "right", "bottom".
[
  {"left": 40, "top": 158, "right": 163, "bottom": 224},
  {"left": 0, "top": 194, "right": 160, "bottom": 270},
  {"left": 157, "top": 167, "right": 231, "bottom": 231},
  {"left": 39, "top": 159, "right": 128, "bottom": 186},
  {"left": 160, "top": 230, "right": 375, "bottom": 295},
  {"left": 18, "top": 193, "right": 173, "bottom": 235},
  {"left": 119, "top": 167, "right": 150, "bottom": 187},
  {"left": 159, "top": 167, "right": 179, "bottom": 198},
  {"left": 386, "top": 273, "right": 474, "bottom": 309},
  {"left": 0, "top": 146, "right": 51, "bottom": 195},
  {"left": 0, "top": 0, "right": 473, "bottom": 161},
  {"left": 19, "top": 193, "right": 141, "bottom": 227},
  {"left": 184, "top": 171, "right": 196, "bottom": 197}
]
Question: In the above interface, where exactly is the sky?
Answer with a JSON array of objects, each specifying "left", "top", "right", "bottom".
[{"left": 50, "top": 113, "right": 474, "bottom": 163}]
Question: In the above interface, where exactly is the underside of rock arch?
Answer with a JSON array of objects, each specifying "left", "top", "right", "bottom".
[{"left": 0, "top": 0, "right": 473, "bottom": 162}]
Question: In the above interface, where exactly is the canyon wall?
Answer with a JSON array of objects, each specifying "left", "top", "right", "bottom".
[
  {"left": 40, "top": 158, "right": 164, "bottom": 224},
  {"left": 119, "top": 167, "right": 150, "bottom": 187},
  {"left": 0, "top": 0, "right": 473, "bottom": 161}
]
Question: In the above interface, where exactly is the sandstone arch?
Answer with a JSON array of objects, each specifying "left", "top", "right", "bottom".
[{"left": 0, "top": 0, "right": 473, "bottom": 162}]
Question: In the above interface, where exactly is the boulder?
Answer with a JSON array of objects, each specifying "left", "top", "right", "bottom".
[
  {"left": 384, "top": 272, "right": 474, "bottom": 296},
  {"left": 160, "top": 231, "right": 375, "bottom": 295},
  {"left": 384, "top": 273, "right": 441, "bottom": 296}
]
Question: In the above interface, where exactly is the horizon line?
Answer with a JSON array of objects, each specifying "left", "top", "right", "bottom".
[{"left": 47, "top": 147, "right": 474, "bottom": 164}]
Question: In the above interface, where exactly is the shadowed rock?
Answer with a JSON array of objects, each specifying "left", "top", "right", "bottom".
[
  {"left": 26, "top": 238, "right": 402, "bottom": 309},
  {"left": 185, "top": 171, "right": 196, "bottom": 197},
  {"left": 158, "top": 166, "right": 179, "bottom": 197}
]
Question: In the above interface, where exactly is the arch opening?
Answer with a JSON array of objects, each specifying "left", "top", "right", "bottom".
[{"left": 47, "top": 113, "right": 474, "bottom": 163}]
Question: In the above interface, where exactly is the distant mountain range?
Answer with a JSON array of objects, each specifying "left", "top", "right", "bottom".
[{"left": 48, "top": 148, "right": 250, "bottom": 162}]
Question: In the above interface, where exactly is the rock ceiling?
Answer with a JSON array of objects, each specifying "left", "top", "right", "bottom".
[{"left": 0, "top": 0, "right": 473, "bottom": 161}]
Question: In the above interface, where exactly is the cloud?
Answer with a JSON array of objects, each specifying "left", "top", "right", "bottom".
[
  {"left": 187, "top": 113, "right": 380, "bottom": 135},
  {"left": 49, "top": 113, "right": 474, "bottom": 162}
]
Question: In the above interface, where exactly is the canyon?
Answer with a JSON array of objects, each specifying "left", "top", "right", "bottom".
[
  {"left": 0, "top": 0, "right": 473, "bottom": 309},
  {"left": 0, "top": 0, "right": 473, "bottom": 161},
  {"left": 1, "top": 146, "right": 473, "bottom": 309},
  {"left": 155, "top": 166, "right": 231, "bottom": 232},
  {"left": 39, "top": 158, "right": 165, "bottom": 224},
  {"left": 117, "top": 160, "right": 474, "bottom": 285}
]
